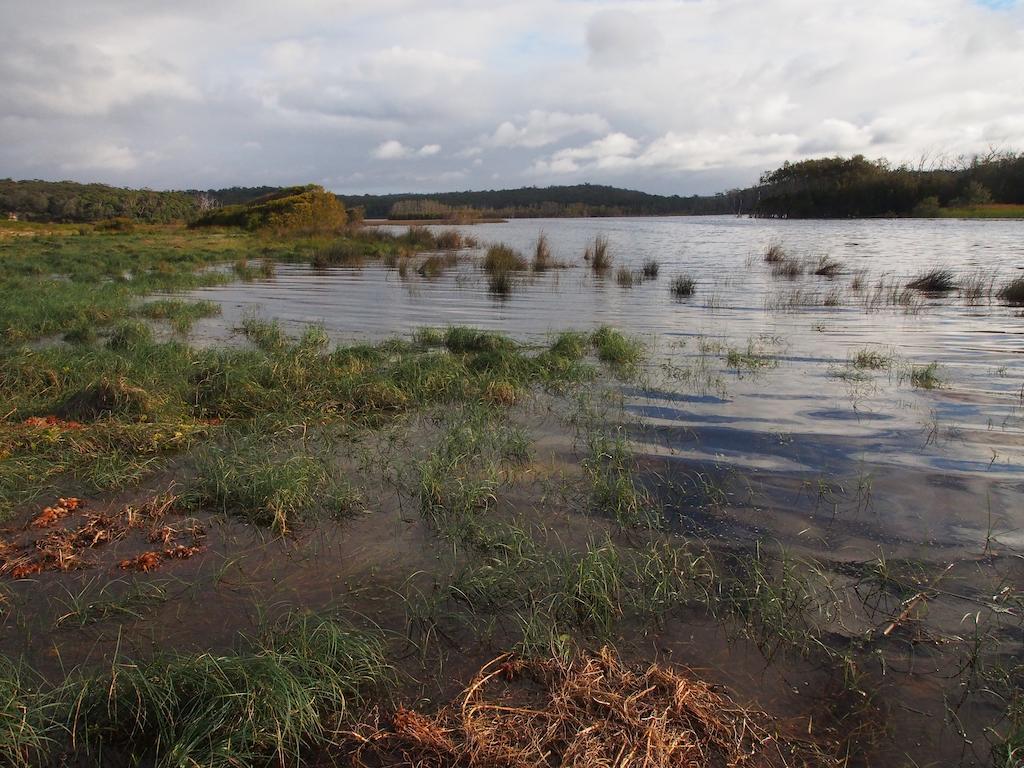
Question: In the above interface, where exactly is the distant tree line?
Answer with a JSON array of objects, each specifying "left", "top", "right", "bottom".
[
  {"left": 0, "top": 179, "right": 200, "bottom": 223},
  {"left": 344, "top": 184, "right": 737, "bottom": 219},
  {"left": 750, "top": 152, "right": 1024, "bottom": 218}
]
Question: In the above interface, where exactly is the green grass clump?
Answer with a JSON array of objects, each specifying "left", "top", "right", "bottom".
[
  {"left": 412, "top": 327, "right": 444, "bottom": 347},
  {"left": 138, "top": 299, "right": 221, "bottom": 334},
  {"left": 187, "top": 440, "right": 359, "bottom": 533},
  {"left": 240, "top": 315, "right": 288, "bottom": 352},
  {"left": 63, "top": 323, "right": 97, "bottom": 345},
  {"left": 909, "top": 362, "right": 941, "bottom": 389},
  {"left": 669, "top": 274, "right": 696, "bottom": 297},
  {"left": 107, "top": 320, "right": 154, "bottom": 351},
  {"left": 443, "top": 326, "right": 513, "bottom": 354},
  {"left": 997, "top": 277, "right": 1024, "bottom": 306},
  {"left": 590, "top": 327, "right": 642, "bottom": 372},
  {"left": 851, "top": 348, "right": 891, "bottom": 370},
  {"left": 483, "top": 243, "right": 527, "bottom": 273},
  {"left": 583, "top": 430, "right": 660, "bottom": 528},
  {"left": 69, "top": 613, "right": 392, "bottom": 767}
]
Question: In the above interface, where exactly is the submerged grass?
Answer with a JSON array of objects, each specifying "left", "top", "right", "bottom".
[
  {"left": 907, "top": 268, "right": 956, "bottom": 292},
  {"left": 670, "top": 274, "right": 696, "bottom": 297},
  {"left": 997, "top": 277, "right": 1024, "bottom": 306}
]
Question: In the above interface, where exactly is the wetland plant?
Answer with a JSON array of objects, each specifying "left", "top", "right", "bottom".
[
  {"left": 483, "top": 243, "right": 527, "bottom": 273},
  {"left": 670, "top": 274, "right": 696, "bottom": 297},
  {"left": 907, "top": 268, "right": 956, "bottom": 292},
  {"left": 69, "top": 614, "right": 392, "bottom": 767},
  {"left": 615, "top": 267, "right": 639, "bottom": 287},
  {"left": 641, "top": 259, "right": 660, "bottom": 278},
  {"left": 997, "top": 276, "right": 1024, "bottom": 305},
  {"left": 909, "top": 362, "right": 942, "bottom": 389},
  {"left": 532, "top": 232, "right": 554, "bottom": 271},
  {"left": 586, "top": 235, "right": 612, "bottom": 271},
  {"left": 813, "top": 256, "right": 844, "bottom": 277},
  {"left": 590, "top": 326, "right": 643, "bottom": 372},
  {"left": 488, "top": 270, "right": 514, "bottom": 296},
  {"left": 771, "top": 259, "right": 803, "bottom": 279},
  {"left": 763, "top": 241, "right": 786, "bottom": 263}
]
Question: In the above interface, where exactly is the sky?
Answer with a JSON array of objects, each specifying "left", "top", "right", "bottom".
[{"left": 1, "top": 0, "right": 1023, "bottom": 196}]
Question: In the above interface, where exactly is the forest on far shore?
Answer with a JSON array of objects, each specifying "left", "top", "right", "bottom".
[{"left": 3, "top": 151, "right": 1023, "bottom": 223}]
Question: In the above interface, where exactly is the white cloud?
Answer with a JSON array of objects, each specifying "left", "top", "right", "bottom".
[
  {"left": 487, "top": 110, "right": 610, "bottom": 149},
  {"left": 372, "top": 140, "right": 442, "bottom": 160},
  {"left": 0, "top": 0, "right": 1022, "bottom": 192}
]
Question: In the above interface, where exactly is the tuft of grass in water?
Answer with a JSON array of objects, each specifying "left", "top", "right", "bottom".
[
  {"left": 852, "top": 348, "right": 892, "bottom": 370},
  {"left": 641, "top": 259, "right": 660, "bottom": 279},
  {"left": 997, "top": 277, "right": 1024, "bottom": 306},
  {"left": 311, "top": 239, "right": 369, "bottom": 268},
  {"left": 587, "top": 235, "right": 612, "bottom": 271},
  {"left": 482, "top": 244, "right": 527, "bottom": 273},
  {"left": 434, "top": 229, "right": 465, "bottom": 250},
  {"left": 907, "top": 268, "right": 956, "bottom": 292},
  {"left": 590, "top": 327, "right": 643, "bottom": 373},
  {"left": 417, "top": 252, "right": 458, "bottom": 278},
  {"left": 488, "top": 271, "right": 514, "bottom": 296},
  {"left": 669, "top": 274, "right": 696, "bottom": 297},
  {"left": 909, "top": 362, "right": 941, "bottom": 389},
  {"left": 240, "top": 315, "right": 288, "bottom": 352},
  {"left": 771, "top": 259, "right": 803, "bottom": 279},
  {"left": 107, "top": 320, "right": 154, "bottom": 351},
  {"left": 532, "top": 233, "right": 554, "bottom": 272},
  {"left": 548, "top": 331, "right": 589, "bottom": 361},
  {"left": 583, "top": 430, "right": 660, "bottom": 528},
  {"left": 763, "top": 241, "right": 786, "bottom": 263},
  {"left": 138, "top": 299, "right": 221, "bottom": 334},
  {"left": 615, "top": 267, "right": 639, "bottom": 287},
  {"left": 443, "top": 326, "right": 513, "bottom": 354},
  {"left": 55, "top": 579, "right": 169, "bottom": 628},
  {"left": 232, "top": 259, "right": 275, "bottom": 280},
  {"left": 813, "top": 256, "right": 843, "bottom": 277},
  {"left": 68, "top": 613, "right": 393, "bottom": 768},
  {"left": 185, "top": 440, "right": 360, "bottom": 534}
]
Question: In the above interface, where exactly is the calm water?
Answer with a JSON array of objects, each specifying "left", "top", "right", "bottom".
[{"left": 181, "top": 216, "right": 1024, "bottom": 558}]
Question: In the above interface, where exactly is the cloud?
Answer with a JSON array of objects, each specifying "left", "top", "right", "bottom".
[
  {"left": 586, "top": 10, "right": 664, "bottom": 68},
  {"left": 372, "top": 140, "right": 443, "bottom": 159},
  {"left": 487, "top": 110, "right": 610, "bottom": 148},
  {"left": 0, "top": 0, "right": 1021, "bottom": 193}
]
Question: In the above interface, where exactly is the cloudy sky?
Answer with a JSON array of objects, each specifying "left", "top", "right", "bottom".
[{"left": 2, "top": 0, "right": 1023, "bottom": 195}]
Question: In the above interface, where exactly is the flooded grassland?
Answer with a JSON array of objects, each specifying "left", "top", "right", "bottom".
[{"left": 1, "top": 217, "right": 1023, "bottom": 766}]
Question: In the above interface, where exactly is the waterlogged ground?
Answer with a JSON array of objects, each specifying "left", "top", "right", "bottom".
[{"left": 2, "top": 217, "right": 1023, "bottom": 766}]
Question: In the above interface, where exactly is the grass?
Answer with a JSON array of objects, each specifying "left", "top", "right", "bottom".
[
  {"left": 997, "top": 277, "right": 1024, "bottom": 305},
  {"left": 615, "top": 267, "right": 638, "bottom": 287},
  {"left": 641, "top": 259, "right": 660, "bottom": 278},
  {"left": 763, "top": 241, "right": 786, "bottom": 263},
  {"left": 771, "top": 259, "right": 803, "bottom": 279},
  {"left": 185, "top": 439, "right": 360, "bottom": 533},
  {"left": 488, "top": 271, "right": 514, "bottom": 296},
  {"left": 584, "top": 430, "right": 659, "bottom": 528},
  {"left": 669, "top": 274, "right": 696, "bottom": 297},
  {"left": 138, "top": 298, "right": 221, "bottom": 334},
  {"left": 55, "top": 578, "right": 169, "bottom": 627},
  {"left": 909, "top": 362, "right": 942, "bottom": 389},
  {"left": 69, "top": 613, "right": 392, "bottom": 767},
  {"left": 813, "top": 256, "right": 843, "bottom": 277},
  {"left": 852, "top": 348, "right": 893, "bottom": 370},
  {"left": 585, "top": 235, "right": 612, "bottom": 271},
  {"left": 482, "top": 243, "right": 527, "bottom": 273},
  {"left": 590, "top": 326, "right": 643, "bottom": 373},
  {"left": 532, "top": 233, "right": 554, "bottom": 271},
  {"left": 907, "top": 268, "right": 956, "bottom": 292},
  {"left": 0, "top": 659, "right": 56, "bottom": 768}
]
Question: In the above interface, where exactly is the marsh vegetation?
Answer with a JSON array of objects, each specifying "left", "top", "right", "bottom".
[{"left": 1, "top": 216, "right": 1022, "bottom": 767}]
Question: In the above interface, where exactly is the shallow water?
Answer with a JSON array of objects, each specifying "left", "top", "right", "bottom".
[{"left": 181, "top": 216, "right": 1024, "bottom": 560}]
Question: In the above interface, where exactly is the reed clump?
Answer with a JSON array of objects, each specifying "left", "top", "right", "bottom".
[
  {"left": 907, "top": 268, "right": 956, "bottom": 292},
  {"left": 641, "top": 259, "right": 660, "bottom": 278},
  {"left": 531, "top": 233, "right": 554, "bottom": 272},
  {"left": 763, "top": 241, "right": 786, "bottom": 263},
  {"left": 670, "top": 274, "right": 696, "bottom": 297},
  {"left": 483, "top": 244, "right": 527, "bottom": 273},
  {"left": 585, "top": 235, "right": 612, "bottom": 271},
  {"left": 997, "top": 276, "right": 1024, "bottom": 305}
]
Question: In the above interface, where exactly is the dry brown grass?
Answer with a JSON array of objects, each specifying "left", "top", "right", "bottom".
[{"left": 343, "top": 648, "right": 841, "bottom": 767}]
